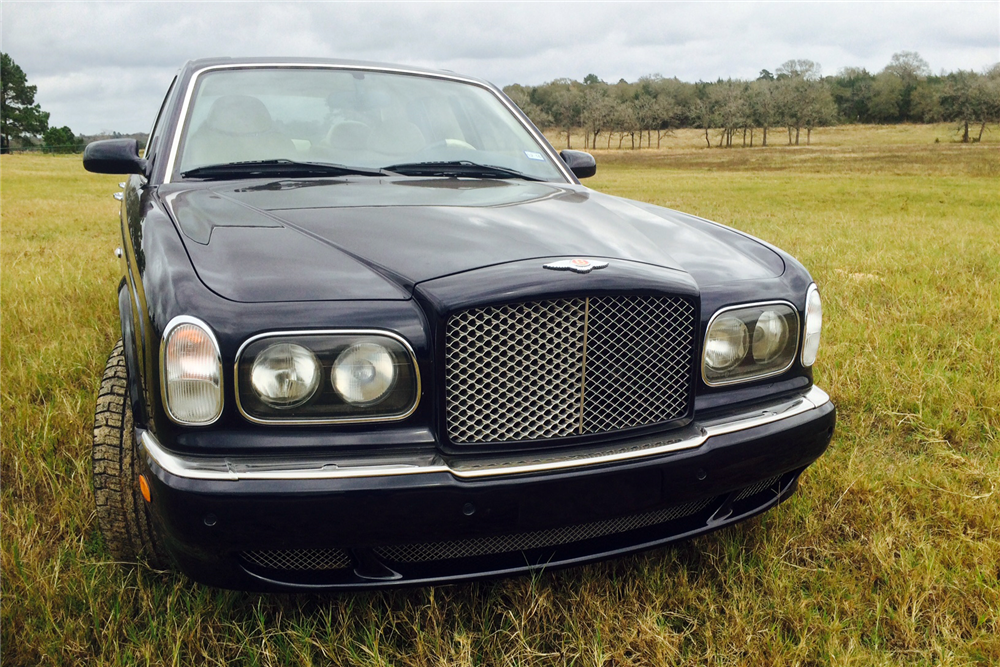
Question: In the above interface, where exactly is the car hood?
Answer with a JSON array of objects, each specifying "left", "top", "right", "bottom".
[{"left": 162, "top": 177, "right": 784, "bottom": 303}]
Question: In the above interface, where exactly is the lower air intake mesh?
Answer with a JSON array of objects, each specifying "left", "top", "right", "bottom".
[
  {"left": 735, "top": 475, "right": 781, "bottom": 501},
  {"left": 235, "top": 477, "right": 784, "bottom": 573},
  {"left": 374, "top": 498, "right": 711, "bottom": 563},
  {"left": 240, "top": 547, "right": 352, "bottom": 572}
]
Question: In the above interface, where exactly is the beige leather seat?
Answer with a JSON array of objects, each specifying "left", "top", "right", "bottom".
[
  {"left": 325, "top": 121, "right": 371, "bottom": 150},
  {"left": 184, "top": 95, "right": 295, "bottom": 167},
  {"left": 365, "top": 104, "right": 426, "bottom": 162},
  {"left": 321, "top": 121, "right": 372, "bottom": 163},
  {"left": 367, "top": 120, "right": 425, "bottom": 161}
]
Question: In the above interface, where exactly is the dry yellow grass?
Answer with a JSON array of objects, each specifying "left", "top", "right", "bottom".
[{"left": 2, "top": 133, "right": 998, "bottom": 665}]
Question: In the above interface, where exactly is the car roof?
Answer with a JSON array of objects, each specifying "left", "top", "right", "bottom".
[{"left": 180, "top": 57, "right": 490, "bottom": 86}]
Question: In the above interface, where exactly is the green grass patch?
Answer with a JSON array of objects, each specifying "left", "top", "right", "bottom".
[{"left": 2, "top": 136, "right": 998, "bottom": 665}]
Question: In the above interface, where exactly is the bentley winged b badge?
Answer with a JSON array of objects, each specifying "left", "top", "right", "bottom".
[{"left": 543, "top": 258, "right": 610, "bottom": 274}]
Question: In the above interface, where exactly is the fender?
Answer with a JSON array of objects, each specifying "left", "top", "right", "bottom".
[{"left": 118, "top": 278, "right": 148, "bottom": 426}]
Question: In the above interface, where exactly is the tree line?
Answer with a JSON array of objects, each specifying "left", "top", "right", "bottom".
[
  {"left": 504, "top": 52, "right": 1000, "bottom": 149},
  {"left": 1, "top": 53, "right": 87, "bottom": 154},
  {"left": 3, "top": 51, "right": 999, "bottom": 155}
]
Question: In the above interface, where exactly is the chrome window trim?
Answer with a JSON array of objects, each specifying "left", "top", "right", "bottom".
[
  {"left": 233, "top": 329, "right": 422, "bottom": 425},
  {"left": 701, "top": 300, "right": 800, "bottom": 387},
  {"left": 142, "top": 74, "right": 177, "bottom": 162},
  {"left": 140, "top": 385, "right": 831, "bottom": 482},
  {"left": 159, "top": 315, "right": 224, "bottom": 426},
  {"left": 163, "top": 63, "right": 574, "bottom": 184}
]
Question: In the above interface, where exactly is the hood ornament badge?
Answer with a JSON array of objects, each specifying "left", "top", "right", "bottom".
[{"left": 543, "top": 258, "right": 609, "bottom": 274}]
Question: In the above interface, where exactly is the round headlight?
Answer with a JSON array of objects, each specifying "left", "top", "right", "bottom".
[
  {"left": 250, "top": 343, "right": 320, "bottom": 408},
  {"left": 752, "top": 310, "right": 790, "bottom": 363},
  {"left": 332, "top": 341, "right": 397, "bottom": 405},
  {"left": 705, "top": 316, "right": 749, "bottom": 371}
]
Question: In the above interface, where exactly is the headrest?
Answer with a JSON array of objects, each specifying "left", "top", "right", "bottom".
[{"left": 204, "top": 95, "right": 274, "bottom": 135}]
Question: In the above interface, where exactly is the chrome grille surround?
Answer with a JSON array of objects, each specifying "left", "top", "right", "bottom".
[
  {"left": 374, "top": 498, "right": 711, "bottom": 563},
  {"left": 446, "top": 295, "right": 696, "bottom": 444},
  {"left": 240, "top": 547, "right": 352, "bottom": 571}
]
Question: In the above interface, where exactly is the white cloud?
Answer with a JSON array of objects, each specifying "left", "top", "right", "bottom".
[{"left": 3, "top": 1, "right": 998, "bottom": 133}]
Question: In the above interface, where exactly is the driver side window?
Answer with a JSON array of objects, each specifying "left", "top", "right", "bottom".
[{"left": 143, "top": 76, "right": 177, "bottom": 168}]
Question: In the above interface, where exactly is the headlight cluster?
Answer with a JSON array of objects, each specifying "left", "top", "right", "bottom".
[
  {"left": 236, "top": 332, "right": 419, "bottom": 423},
  {"left": 702, "top": 302, "right": 800, "bottom": 386}
]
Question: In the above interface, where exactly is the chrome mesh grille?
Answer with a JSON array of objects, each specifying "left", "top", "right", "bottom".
[
  {"left": 374, "top": 498, "right": 711, "bottom": 563},
  {"left": 446, "top": 299, "right": 585, "bottom": 443},
  {"left": 582, "top": 296, "right": 697, "bottom": 433},
  {"left": 240, "top": 548, "right": 352, "bottom": 571},
  {"left": 446, "top": 296, "right": 696, "bottom": 444}
]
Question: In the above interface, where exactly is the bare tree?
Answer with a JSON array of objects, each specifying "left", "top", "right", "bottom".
[
  {"left": 940, "top": 70, "right": 990, "bottom": 142},
  {"left": 652, "top": 95, "right": 679, "bottom": 147},
  {"left": 774, "top": 77, "right": 801, "bottom": 144},
  {"left": 973, "top": 66, "right": 1000, "bottom": 141},
  {"left": 777, "top": 59, "right": 822, "bottom": 81},
  {"left": 633, "top": 95, "right": 657, "bottom": 148},
  {"left": 608, "top": 99, "right": 636, "bottom": 149},
  {"left": 710, "top": 80, "right": 748, "bottom": 148},
  {"left": 552, "top": 86, "right": 583, "bottom": 149},
  {"left": 581, "top": 88, "right": 614, "bottom": 150},
  {"left": 774, "top": 63, "right": 827, "bottom": 145},
  {"left": 982, "top": 64, "right": 1000, "bottom": 139},
  {"left": 748, "top": 79, "right": 777, "bottom": 146},
  {"left": 647, "top": 76, "right": 693, "bottom": 146},
  {"left": 690, "top": 92, "right": 715, "bottom": 148},
  {"left": 881, "top": 51, "right": 932, "bottom": 122},
  {"left": 802, "top": 84, "right": 837, "bottom": 144},
  {"left": 884, "top": 51, "right": 931, "bottom": 83},
  {"left": 528, "top": 79, "right": 583, "bottom": 148}
]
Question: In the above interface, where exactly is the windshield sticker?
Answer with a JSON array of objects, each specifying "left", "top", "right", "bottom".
[{"left": 524, "top": 151, "right": 545, "bottom": 161}]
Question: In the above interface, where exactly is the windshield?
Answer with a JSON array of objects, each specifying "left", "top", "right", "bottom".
[{"left": 175, "top": 67, "right": 567, "bottom": 182}]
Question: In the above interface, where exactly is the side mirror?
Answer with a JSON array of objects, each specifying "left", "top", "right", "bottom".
[
  {"left": 83, "top": 139, "right": 147, "bottom": 175},
  {"left": 560, "top": 150, "right": 596, "bottom": 179}
]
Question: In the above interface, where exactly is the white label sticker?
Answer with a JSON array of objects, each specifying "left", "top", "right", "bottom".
[{"left": 524, "top": 151, "right": 545, "bottom": 161}]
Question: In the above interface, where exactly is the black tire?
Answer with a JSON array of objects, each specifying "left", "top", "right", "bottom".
[{"left": 93, "top": 339, "right": 170, "bottom": 568}]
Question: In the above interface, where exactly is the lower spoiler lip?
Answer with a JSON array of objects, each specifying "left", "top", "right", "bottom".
[{"left": 141, "top": 386, "right": 831, "bottom": 483}]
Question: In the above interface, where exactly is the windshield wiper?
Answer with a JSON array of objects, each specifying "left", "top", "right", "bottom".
[
  {"left": 382, "top": 160, "right": 543, "bottom": 182},
  {"left": 181, "top": 159, "right": 388, "bottom": 180}
]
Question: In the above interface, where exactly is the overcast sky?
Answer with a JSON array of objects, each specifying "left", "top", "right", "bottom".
[{"left": 2, "top": 1, "right": 998, "bottom": 134}]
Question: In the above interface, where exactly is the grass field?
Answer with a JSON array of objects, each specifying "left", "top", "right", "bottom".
[{"left": 2, "top": 124, "right": 998, "bottom": 665}]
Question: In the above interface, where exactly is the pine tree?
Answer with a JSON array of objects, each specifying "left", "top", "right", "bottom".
[{"left": 1, "top": 53, "right": 50, "bottom": 153}]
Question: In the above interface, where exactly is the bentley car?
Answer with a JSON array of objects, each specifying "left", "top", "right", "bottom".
[{"left": 84, "top": 57, "right": 835, "bottom": 591}]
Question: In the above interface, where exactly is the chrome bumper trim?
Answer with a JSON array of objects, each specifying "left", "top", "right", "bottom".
[{"left": 140, "top": 386, "right": 831, "bottom": 482}]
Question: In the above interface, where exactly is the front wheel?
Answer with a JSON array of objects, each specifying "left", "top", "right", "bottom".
[{"left": 92, "top": 339, "right": 170, "bottom": 568}]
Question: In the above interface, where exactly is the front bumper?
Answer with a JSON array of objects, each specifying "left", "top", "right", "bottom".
[{"left": 140, "top": 386, "right": 835, "bottom": 591}]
